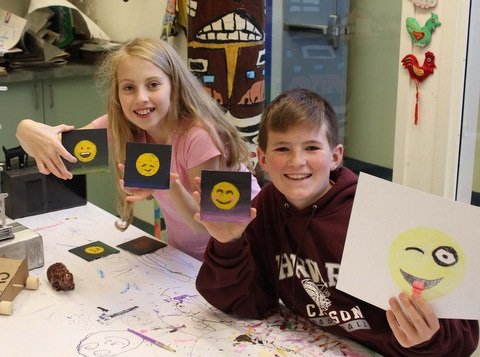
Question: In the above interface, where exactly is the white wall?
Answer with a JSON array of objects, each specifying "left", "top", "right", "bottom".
[
  {"left": 81, "top": 0, "right": 167, "bottom": 42},
  {"left": 0, "top": 0, "right": 167, "bottom": 42},
  {"left": 393, "top": 1, "right": 471, "bottom": 198},
  {"left": 0, "top": 0, "right": 29, "bottom": 16}
]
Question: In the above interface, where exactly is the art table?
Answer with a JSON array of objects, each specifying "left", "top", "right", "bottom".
[{"left": 1, "top": 203, "right": 380, "bottom": 356}]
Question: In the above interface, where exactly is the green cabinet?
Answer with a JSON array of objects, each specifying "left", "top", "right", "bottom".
[
  {"left": 0, "top": 76, "right": 104, "bottom": 148},
  {"left": 0, "top": 72, "right": 117, "bottom": 216},
  {"left": 41, "top": 76, "right": 104, "bottom": 126},
  {"left": 0, "top": 80, "right": 43, "bottom": 149}
]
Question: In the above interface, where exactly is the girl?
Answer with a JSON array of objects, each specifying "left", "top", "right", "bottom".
[{"left": 17, "top": 38, "right": 260, "bottom": 260}]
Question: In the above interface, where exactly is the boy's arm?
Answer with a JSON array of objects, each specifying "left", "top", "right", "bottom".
[
  {"left": 195, "top": 234, "right": 278, "bottom": 319},
  {"left": 405, "top": 318, "right": 479, "bottom": 356},
  {"left": 192, "top": 185, "right": 281, "bottom": 319}
]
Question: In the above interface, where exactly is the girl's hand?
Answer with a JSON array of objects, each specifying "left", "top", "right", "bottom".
[
  {"left": 120, "top": 180, "right": 155, "bottom": 202},
  {"left": 386, "top": 292, "right": 440, "bottom": 348},
  {"left": 192, "top": 176, "right": 256, "bottom": 243},
  {"left": 16, "top": 119, "right": 76, "bottom": 179},
  {"left": 118, "top": 163, "right": 155, "bottom": 202}
]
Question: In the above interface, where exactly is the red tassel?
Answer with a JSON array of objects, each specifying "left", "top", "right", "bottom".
[{"left": 414, "top": 81, "right": 419, "bottom": 125}]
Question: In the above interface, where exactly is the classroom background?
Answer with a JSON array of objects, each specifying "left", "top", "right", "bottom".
[
  {"left": 0, "top": 0, "right": 478, "bottom": 235},
  {"left": 0, "top": 1, "right": 479, "bottom": 355}
]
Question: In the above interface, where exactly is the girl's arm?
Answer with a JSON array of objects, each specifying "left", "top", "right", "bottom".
[
  {"left": 16, "top": 119, "right": 97, "bottom": 179},
  {"left": 16, "top": 119, "right": 76, "bottom": 179}
]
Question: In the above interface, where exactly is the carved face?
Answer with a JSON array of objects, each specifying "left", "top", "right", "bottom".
[{"left": 187, "top": 1, "right": 265, "bottom": 146}]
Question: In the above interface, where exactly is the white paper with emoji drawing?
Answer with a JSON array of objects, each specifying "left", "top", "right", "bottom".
[{"left": 336, "top": 173, "right": 480, "bottom": 319}]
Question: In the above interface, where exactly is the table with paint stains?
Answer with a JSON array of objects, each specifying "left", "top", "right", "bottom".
[{"left": 0, "top": 203, "right": 381, "bottom": 356}]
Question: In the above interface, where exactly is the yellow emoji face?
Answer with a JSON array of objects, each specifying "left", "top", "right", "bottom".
[
  {"left": 211, "top": 181, "right": 240, "bottom": 210},
  {"left": 135, "top": 153, "right": 160, "bottom": 177},
  {"left": 388, "top": 227, "right": 465, "bottom": 300},
  {"left": 85, "top": 246, "right": 105, "bottom": 255},
  {"left": 74, "top": 140, "right": 97, "bottom": 162}
]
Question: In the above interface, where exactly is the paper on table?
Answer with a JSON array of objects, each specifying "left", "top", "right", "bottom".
[
  {"left": 0, "top": 9, "right": 27, "bottom": 51},
  {"left": 28, "top": 0, "right": 110, "bottom": 40},
  {"left": 336, "top": 173, "right": 480, "bottom": 320}
]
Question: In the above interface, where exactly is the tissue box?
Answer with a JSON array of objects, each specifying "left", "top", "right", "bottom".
[{"left": 0, "top": 218, "right": 43, "bottom": 270}]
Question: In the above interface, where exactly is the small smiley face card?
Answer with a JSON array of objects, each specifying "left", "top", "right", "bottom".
[
  {"left": 117, "top": 235, "right": 167, "bottom": 255},
  {"left": 62, "top": 129, "right": 109, "bottom": 174},
  {"left": 200, "top": 170, "right": 251, "bottom": 223},
  {"left": 123, "top": 142, "right": 172, "bottom": 189},
  {"left": 69, "top": 241, "right": 120, "bottom": 261}
]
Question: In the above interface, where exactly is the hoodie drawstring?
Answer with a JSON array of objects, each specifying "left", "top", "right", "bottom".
[{"left": 277, "top": 203, "right": 318, "bottom": 327}]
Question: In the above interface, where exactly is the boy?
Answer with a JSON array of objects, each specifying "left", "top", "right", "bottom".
[{"left": 194, "top": 88, "right": 478, "bottom": 355}]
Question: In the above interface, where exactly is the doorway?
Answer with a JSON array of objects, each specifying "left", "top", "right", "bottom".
[
  {"left": 269, "top": 0, "right": 402, "bottom": 181},
  {"left": 457, "top": 0, "right": 480, "bottom": 207}
]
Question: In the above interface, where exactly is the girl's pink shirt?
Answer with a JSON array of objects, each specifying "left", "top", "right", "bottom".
[{"left": 90, "top": 114, "right": 260, "bottom": 260}]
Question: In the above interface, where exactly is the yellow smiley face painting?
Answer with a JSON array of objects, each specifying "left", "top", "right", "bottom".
[
  {"left": 84, "top": 246, "right": 105, "bottom": 255},
  {"left": 388, "top": 227, "right": 466, "bottom": 300},
  {"left": 135, "top": 153, "right": 160, "bottom": 177},
  {"left": 210, "top": 181, "right": 241, "bottom": 210},
  {"left": 74, "top": 140, "right": 97, "bottom": 163}
]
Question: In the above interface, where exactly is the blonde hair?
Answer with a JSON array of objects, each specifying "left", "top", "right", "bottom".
[{"left": 96, "top": 37, "right": 251, "bottom": 227}]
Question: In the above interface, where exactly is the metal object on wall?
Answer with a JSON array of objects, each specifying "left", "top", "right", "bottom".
[{"left": 282, "top": 0, "right": 350, "bottom": 140}]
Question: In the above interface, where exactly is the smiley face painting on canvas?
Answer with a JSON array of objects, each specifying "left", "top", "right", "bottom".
[
  {"left": 124, "top": 142, "right": 172, "bottom": 189},
  {"left": 200, "top": 170, "right": 251, "bottom": 223}
]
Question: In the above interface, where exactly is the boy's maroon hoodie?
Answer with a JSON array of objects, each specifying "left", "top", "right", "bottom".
[{"left": 196, "top": 166, "right": 479, "bottom": 356}]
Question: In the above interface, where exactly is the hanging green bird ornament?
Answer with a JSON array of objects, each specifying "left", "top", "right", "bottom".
[{"left": 406, "top": 13, "right": 441, "bottom": 47}]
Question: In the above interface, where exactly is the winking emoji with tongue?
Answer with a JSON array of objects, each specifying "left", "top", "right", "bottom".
[{"left": 388, "top": 227, "right": 465, "bottom": 301}]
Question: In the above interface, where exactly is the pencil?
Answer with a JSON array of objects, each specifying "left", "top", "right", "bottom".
[{"left": 127, "top": 327, "right": 176, "bottom": 352}]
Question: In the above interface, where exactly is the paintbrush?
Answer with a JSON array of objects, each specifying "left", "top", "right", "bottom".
[{"left": 127, "top": 328, "right": 176, "bottom": 352}]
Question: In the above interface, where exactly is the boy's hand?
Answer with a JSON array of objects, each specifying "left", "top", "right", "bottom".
[
  {"left": 386, "top": 292, "right": 440, "bottom": 348},
  {"left": 192, "top": 176, "right": 256, "bottom": 243}
]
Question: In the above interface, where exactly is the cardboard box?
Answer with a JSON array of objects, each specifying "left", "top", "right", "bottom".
[{"left": 0, "top": 218, "right": 44, "bottom": 270}]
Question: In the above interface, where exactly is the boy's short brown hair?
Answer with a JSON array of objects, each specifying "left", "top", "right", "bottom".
[{"left": 258, "top": 88, "right": 339, "bottom": 151}]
